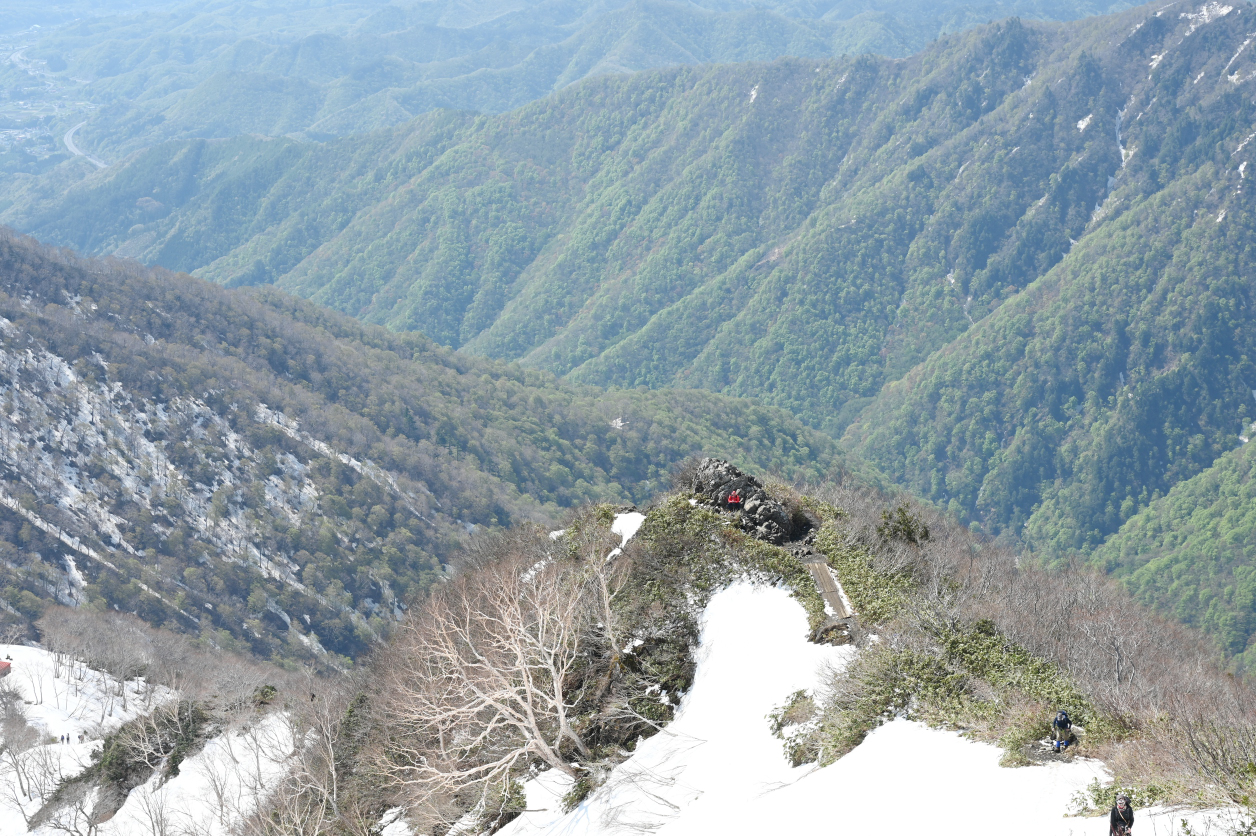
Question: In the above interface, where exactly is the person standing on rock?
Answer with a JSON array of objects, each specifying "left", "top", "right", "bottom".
[{"left": 1110, "top": 794, "right": 1134, "bottom": 836}]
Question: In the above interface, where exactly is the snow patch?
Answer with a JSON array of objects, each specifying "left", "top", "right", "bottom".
[
  {"left": 611, "top": 512, "right": 645, "bottom": 546},
  {"left": 379, "top": 808, "right": 413, "bottom": 836},
  {"left": 1224, "top": 36, "right": 1254, "bottom": 75},
  {"left": 99, "top": 712, "right": 295, "bottom": 836},
  {"left": 497, "top": 580, "right": 1244, "bottom": 836},
  {"left": 1117, "top": 105, "right": 1133, "bottom": 167},
  {"left": 0, "top": 644, "right": 179, "bottom": 836},
  {"left": 0, "top": 644, "right": 171, "bottom": 741},
  {"left": 1182, "top": 2, "right": 1233, "bottom": 36}
]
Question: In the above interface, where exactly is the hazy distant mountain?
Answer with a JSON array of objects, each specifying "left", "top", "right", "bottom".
[{"left": 2, "top": 0, "right": 1135, "bottom": 168}]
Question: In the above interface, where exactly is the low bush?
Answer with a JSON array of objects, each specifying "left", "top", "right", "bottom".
[
  {"left": 796, "top": 480, "right": 1255, "bottom": 813},
  {"left": 768, "top": 690, "right": 820, "bottom": 766},
  {"left": 814, "top": 530, "right": 912, "bottom": 625},
  {"left": 1070, "top": 778, "right": 1174, "bottom": 816}
]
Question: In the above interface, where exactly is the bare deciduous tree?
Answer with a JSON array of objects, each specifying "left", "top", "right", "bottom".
[{"left": 373, "top": 525, "right": 621, "bottom": 827}]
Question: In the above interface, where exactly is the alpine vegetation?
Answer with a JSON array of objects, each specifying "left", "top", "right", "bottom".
[
  {"left": 0, "top": 607, "right": 314, "bottom": 836},
  {"left": 786, "top": 482, "right": 1256, "bottom": 811}
]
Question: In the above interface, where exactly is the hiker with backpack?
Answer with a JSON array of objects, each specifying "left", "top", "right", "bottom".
[
  {"left": 1052, "top": 710, "right": 1072, "bottom": 752},
  {"left": 1110, "top": 794, "right": 1134, "bottom": 835}
]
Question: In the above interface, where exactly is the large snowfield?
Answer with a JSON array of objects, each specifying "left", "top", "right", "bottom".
[{"left": 499, "top": 583, "right": 1244, "bottom": 836}]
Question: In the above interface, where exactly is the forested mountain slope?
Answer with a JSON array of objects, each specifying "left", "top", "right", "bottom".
[
  {"left": 7, "top": 12, "right": 1131, "bottom": 432},
  {"left": 3, "top": 0, "right": 1134, "bottom": 163},
  {"left": 845, "top": 0, "right": 1256, "bottom": 547},
  {"left": 0, "top": 229, "right": 849, "bottom": 664},
  {"left": 8, "top": 3, "right": 1231, "bottom": 432},
  {"left": 1091, "top": 439, "right": 1256, "bottom": 668}
]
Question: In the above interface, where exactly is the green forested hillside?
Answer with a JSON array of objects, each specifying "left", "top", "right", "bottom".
[
  {"left": 10, "top": 15, "right": 1130, "bottom": 437},
  {"left": 1092, "top": 440, "right": 1256, "bottom": 667},
  {"left": 0, "top": 228, "right": 852, "bottom": 664},
  {"left": 845, "top": 4, "right": 1256, "bottom": 554}
]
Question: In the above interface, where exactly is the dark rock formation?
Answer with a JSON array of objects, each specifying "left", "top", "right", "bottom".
[{"left": 689, "top": 457, "right": 794, "bottom": 544}]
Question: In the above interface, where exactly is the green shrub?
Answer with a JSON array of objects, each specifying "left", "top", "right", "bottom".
[
  {"left": 478, "top": 778, "right": 527, "bottom": 833},
  {"left": 813, "top": 524, "right": 913, "bottom": 625},
  {"left": 810, "top": 614, "right": 1122, "bottom": 766},
  {"left": 1070, "top": 778, "right": 1175, "bottom": 816},
  {"left": 877, "top": 505, "right": 930, "bottom": 546},
  {"left": 768, "top": 690, "right": 821, "bottom": 766},
  {"left": 631, "top": 495, "right": 827, "bottom": 629},
  {"left": 561, "top": 772, "right": 596, "bottom": 813}
]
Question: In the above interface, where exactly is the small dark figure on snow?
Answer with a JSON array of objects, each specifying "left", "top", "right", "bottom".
[
  {"left": 1052, "top": 710, "right": 1072, "bottom": 752},
  {"left": 1110, "top": 794, "right": 1134, "bottom": 836},
  {"left": 726, "top": 490, "right": 743, "bottom": 510}
]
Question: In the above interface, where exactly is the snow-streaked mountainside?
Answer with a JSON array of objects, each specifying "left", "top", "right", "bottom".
[
  {"left": 496, "top": 584, "right": 1237, "bottom": 836},
  {"left": 0, "top": 229, "right": 852, "bottom": 665}
]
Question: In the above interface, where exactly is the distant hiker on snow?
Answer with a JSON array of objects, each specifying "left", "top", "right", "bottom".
[
  {"left": 1110, "top": 794, "right": 1134, "bottom": 835},
  {"left": 726, "top": 490, "right": 743, "bottom": 510},
  {"left": 1052, "top": 710, "right": 1072, "bottom": 752}
]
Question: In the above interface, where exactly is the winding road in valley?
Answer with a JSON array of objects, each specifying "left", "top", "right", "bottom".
[{"left": 64, "top": 122, "right": 107, "bottom": 168}]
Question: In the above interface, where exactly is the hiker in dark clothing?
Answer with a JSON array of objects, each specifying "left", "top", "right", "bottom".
[
  {"left": 1052, "top": 710, "right": 1072, "bottom": 752},
  {"left": 1110, "top": 794, "right": 1134, "bottom": 836}
]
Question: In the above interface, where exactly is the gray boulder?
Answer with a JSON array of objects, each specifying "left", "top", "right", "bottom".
[{"left": 689, "top": 458, "right": 793, "bottom": 544}]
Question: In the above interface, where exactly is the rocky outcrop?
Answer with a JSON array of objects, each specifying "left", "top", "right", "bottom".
[
  {"left": 689, "top": 458, "right": 795, "bottom": 544},
  {"left": 689, "top": 458, "right": 853, "bottom": 643}
]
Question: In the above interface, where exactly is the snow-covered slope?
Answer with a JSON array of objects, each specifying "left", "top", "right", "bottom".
[
  {"left": 0, "top": 643, "right": 169, "bottom": 741},
  {"left": 98, "top": 712, "right": 294, "bottom": 836},
  {"left": 498, "top": 585, "right": 1239, "bottom": 836},
  {"left": 0, "top": 644, "right": 168, "bottom": 836},
  {"left": 0, "top": 644, "right": 293, "bottom": 836}
]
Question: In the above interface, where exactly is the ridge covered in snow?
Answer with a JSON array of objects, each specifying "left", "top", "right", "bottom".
[{"left": 493, "top": 585, "right": 1242, "bottom": 836}]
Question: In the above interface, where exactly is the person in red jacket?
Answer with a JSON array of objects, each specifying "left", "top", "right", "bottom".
[{"left": 726, "top": 490, "right": 743, "bottom": 510}]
